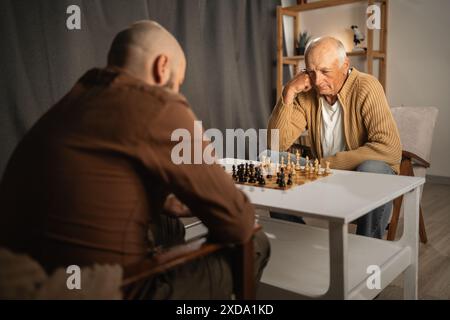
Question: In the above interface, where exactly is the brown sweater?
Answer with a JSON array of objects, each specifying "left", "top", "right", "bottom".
[
  {"left": 0, "top": 68, "right": 254, "bottom": 272},
  {"left": 268, "top": 68, "right": 401, "bottom": 173}
]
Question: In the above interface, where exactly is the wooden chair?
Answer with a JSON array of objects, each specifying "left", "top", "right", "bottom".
[
  {"left": 0, "top": 226, "right": 260, "bottom": 299},
  {"left": 387, "top": 151, "right": 429, "bottom": 243},
  {"left": 387, "top": 107, "right": 439, "bottom": 243},
  {"left": 122, "top": 225, "right": 261, "bottom": 300}
]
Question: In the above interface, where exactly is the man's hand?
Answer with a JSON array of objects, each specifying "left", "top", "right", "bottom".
[
  {"left": 163, "top": 194, "right": 192, "bottom": 217},
  {"left": 282, "top": 71, "right": 312, "bottom": 105}
]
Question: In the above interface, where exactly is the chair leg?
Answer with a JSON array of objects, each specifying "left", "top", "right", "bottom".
[
  {"left": 419, "top": 205, "right": 428, "bottom": 244},
  {"left": 233, "top": 239, "right": 255, "bottom": 300},
  {"left": 387, "top": 195, "right": 403, "bottom": 241},
  {"left": 388, "top": 156, "right": 429, "bottom": 244}
]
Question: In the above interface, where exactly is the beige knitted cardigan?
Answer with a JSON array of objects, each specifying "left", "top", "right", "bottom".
[{"left": 268, "top": 68, "right": 401, "bottom": 173}]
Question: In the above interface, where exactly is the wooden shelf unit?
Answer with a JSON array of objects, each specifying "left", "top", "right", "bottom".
[{"left": 276, "top": 0, "right": 389, "bottom": 99}]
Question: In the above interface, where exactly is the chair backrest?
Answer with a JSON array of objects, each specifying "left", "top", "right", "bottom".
[{"left": 391, "top": 106, "right": 439, "bottom": 163}]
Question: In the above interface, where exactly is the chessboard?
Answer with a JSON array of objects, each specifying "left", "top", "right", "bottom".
[{"left": 228, "top": 155, "right": 332, "bottom": 190}]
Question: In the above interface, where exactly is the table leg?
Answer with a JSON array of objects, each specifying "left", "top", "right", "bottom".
[
  {"left": 400, "top": 187, "right": 420, "bottom": 300},
  {"left": 326, "top": 221, "right": 348, "bottom": 299}
]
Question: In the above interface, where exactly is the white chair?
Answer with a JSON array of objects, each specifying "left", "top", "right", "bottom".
[{"left": 388, "top": 106, "right": 439, "bottom": 243}]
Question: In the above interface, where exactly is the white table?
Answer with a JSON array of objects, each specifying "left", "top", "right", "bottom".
[{"left": 217, "top": 158, "right": 425, "bottom": 299}]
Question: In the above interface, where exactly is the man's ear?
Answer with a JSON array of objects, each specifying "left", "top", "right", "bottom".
[
  {"left": 153, "top": 54, "right": 169, "bottom": 85},
  {"left": 342, "top": 57, "right": 350, "bottom": 74}
]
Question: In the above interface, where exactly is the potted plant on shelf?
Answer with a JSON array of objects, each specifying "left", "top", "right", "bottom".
[{"left": 297, "top": 31, "right": 312, "bottom": 56}]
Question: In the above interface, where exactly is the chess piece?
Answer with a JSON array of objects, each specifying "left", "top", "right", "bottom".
[
  {"left": 287, "top": 173, "right": 293, "bottom": 185},
  {"left": 266, "top": 165, "right": 273, "bottom": 179},
  {"left": 278, "top": 171, "right": 286, "bottom": 188},
  {"left": 325, "top": 161, "right": 331, "bottom": 175},
  {"left": 258, "top": 176, "right": 266, "bottom": 185},
  {"left": 314, "top": 159, "right": 319, "bottom": 174},
  {"left": 295, "top": 150, "right": 301, "bottom": 170},
  {"left": 317, "top": 163, "right": 323, "bottom": 176},
  {"left": 281, "top": 156, "right": 285, "bottom": 168},
  {"left": 261, "top": 156, "right": 266, "bottom": 168},
  {"left": 305, "top": 156, "right": 310, "bottom": 173}
]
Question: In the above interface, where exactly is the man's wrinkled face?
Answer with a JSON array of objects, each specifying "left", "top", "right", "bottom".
[{"left": 305, "top": 47, "right": 349, "bottom": 97}]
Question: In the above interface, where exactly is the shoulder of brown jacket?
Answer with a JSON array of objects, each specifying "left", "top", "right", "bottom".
[{"left": 78, "top": 67, "right": 190, "bottom": 108}]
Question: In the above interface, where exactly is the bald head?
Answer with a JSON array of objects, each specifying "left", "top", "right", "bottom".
[
  {"left": 108, "top": 20, "right": 186, "bottom": 92},
  {"left": 303, "top": 37, "right": 350, "bottom": 100}
]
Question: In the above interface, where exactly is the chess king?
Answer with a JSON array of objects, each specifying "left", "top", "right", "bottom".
[{"left": 266, "top": 36, "right": 401, "bottom": 239}]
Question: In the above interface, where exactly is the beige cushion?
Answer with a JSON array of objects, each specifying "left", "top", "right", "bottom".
[
  {"left": 390, "top": 107, "right": 438, "bottom": 205},
  {"left": 0, "top": 247, "right": 123, "bottom": 299},
  {"left": 391, "top": 106, "right": 438, "bottom": 163}
]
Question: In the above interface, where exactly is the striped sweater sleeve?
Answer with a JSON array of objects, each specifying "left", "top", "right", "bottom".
[
  {"left": 325, "top": 79, "right": 402, "bottom": 172},
  {"left": 267, "top": 95, "right": 307, "bottom": 151}
]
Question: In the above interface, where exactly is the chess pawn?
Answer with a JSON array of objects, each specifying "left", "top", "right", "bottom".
[
  {"left": 287, "top": 173, "right": 293, "bottom": 185},
  {"left": 325, "top": 161, "right": 331, "bottom": 175},
  {"left": 314, "top": 159, "right": 319, "bottom": 174},
  {"left": 266, "top": 165, "right": 273, "bottom": 179},
  {"left": 317, "top": 163, "right": 323, "bottom": 176},
  {"left": 305, "top": 158, "right": 310, "bottom": 173},
  {"left": 261, "top": 156, "right": 266, "bottom": 167},
  {"left": 291, "top": 166, "right": 296, "bottom": 176}
]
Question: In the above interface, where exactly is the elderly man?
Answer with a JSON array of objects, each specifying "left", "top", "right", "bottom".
[
  {"left": 267, "top": 37, "right": 401, "bottom": 239},
  {"left": 0, "top": 21, "right": 269, "bottom": 299}
]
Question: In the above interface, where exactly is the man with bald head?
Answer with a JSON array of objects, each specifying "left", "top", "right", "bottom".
[
  {"left": 0, "top": 21, "right": 269, "bottom": 299},
  {"left": 268, "top": 37, "right": 401, "bottom": 239}
]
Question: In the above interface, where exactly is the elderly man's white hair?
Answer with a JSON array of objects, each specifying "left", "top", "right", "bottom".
[
  {"left": 304, "top": 37, "right": 347, "bottom": 66},
  {"left": 107, "top": 20, "right": 185, "bottom": 76}
]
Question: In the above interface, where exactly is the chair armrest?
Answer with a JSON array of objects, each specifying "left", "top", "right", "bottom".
[
  {"left": 122, "top": 238, "right": 225, "bottom": 287},
  {"left": 402, "top": 150, "right": 430, "bottom": 168},
  {"left": 122, "top": 224, "right": 262, "bottom": 299}
]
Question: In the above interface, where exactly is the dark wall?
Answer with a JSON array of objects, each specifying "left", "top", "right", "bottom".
[{"left": 0, "top": 0, "right": 278, "bottom": 176}]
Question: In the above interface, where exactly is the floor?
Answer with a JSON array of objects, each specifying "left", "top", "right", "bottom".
[{"left": 377, "top": 182, "right": 450, "bottom": 300}]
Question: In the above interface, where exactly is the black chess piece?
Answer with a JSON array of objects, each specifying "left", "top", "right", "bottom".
[
  {"left": 287, "top": 173, "right": 293, "bottom": 185},
  {"left": 278, "top": 172, "right": 286, "bottom": 188}
]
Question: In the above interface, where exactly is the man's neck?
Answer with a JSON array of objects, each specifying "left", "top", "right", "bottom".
[{"left": 323, "top": 95, "right": 338, "bottom": 105}]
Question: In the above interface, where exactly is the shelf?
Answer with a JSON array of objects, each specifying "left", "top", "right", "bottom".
[
  {"left": 283, "top": 51, "right": 386, "bottom": 65},
  {"left": 276, "top": 0, "right": 389, "bottom": 98},
  {"left": 282, "top": 0, "right": 386, "bottom": 13},
  {"left": 259, "top": 216, "right": 411, "bottom": 299}
]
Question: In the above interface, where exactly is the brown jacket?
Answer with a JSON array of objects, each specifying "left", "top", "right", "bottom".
[
  {"left": 0, "top": 68, "right": 254, "bottom": 272},
  {"left": 268, "top": 68, "right": 401, "bottom": 173}
]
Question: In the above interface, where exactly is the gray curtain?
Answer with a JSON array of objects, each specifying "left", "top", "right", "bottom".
[{"left": 0, "top": 0, "right": 278, "bottom": 176}]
